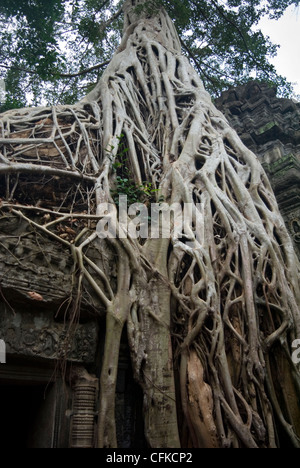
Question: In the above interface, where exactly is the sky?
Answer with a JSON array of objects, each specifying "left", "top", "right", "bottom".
[{"left": 258, "top": 4, "right": 300, "bottom": 97}]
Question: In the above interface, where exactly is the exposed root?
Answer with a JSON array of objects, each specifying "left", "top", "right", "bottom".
[{"left": 0, "top": 0, "right": 299, "bottom": 448}]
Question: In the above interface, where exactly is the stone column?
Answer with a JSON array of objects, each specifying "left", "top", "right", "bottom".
[{"left": 70, "top": 367, "right": 98, "bottom": 448}]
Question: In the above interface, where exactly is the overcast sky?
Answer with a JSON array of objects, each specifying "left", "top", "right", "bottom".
[{"left": 258, "top": 4, "right": 300, "bottom": 97}]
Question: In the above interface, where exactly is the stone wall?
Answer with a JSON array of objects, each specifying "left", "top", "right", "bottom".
[
  {"left": 0, "top": 215, "right": 99, "bottom": 363},
  {"left": 215, "top": 81, "right": 300, "bottom": 258}
]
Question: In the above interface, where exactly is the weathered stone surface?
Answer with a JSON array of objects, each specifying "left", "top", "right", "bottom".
[
  {"left": 0, "top": 214, "right": 100, "bottom": 363},
  {"left": 216, "top": 81, "right": 300, "bottom": 258},
  {"left": 0, "top": 307, "right": 98, "bottom": 363},
  {"left": 0, "top": 215, "right": 73, "bottom": 304},
  {"left": 70, "top": 367, "right": 98, "bottom": 448}
]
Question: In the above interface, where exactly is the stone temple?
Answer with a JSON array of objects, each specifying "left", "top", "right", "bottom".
[{"left": 0, "top": 81, "right": 299, "bottom": 447}]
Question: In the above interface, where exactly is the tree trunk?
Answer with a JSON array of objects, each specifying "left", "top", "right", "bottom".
[
  {"left": 0, "top": 0, "right": 299, "bottom": 448},
  {"left": 128, "top": 238, "right": 180, "bottom": 448}
]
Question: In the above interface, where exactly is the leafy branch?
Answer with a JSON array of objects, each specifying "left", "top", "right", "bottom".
[{"left": 0, "top": 60, "right": 111, "bottom": 80}]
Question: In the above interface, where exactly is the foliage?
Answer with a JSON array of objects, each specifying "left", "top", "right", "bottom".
[
  {"left": 112, "top": 177, "right": 159, "bottom": 206},
  {"left": 0, "top": 0, "right": 299, "bottom": 109},
  {"left": 107, "top": 135, "right": 160, "bottom": 205}
]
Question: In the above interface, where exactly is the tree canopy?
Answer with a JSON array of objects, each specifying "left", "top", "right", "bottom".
[{"left": 0, "top": 0, "right": 299, "bottom": 111}]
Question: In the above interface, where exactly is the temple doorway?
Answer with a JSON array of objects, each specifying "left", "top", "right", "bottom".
[
  {"left": 0, "top": 360, "right": 71, "bottom": 448},
  {"left": 0, "top": 383, "right": 53, "bottom": 448}
]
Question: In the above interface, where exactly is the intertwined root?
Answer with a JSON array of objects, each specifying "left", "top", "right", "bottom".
[{"left": 1, "top": 1, "right": 300, "bottom": 448}]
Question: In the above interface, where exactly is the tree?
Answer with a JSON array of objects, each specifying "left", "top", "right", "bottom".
[
  {"left": 0, "top": 0, "right": 300, "bottom": 448},
  {"left": 0, "top": 0, "right": 299, "bottom": 110}
]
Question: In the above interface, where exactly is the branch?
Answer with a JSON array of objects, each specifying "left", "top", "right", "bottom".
[
  {"left": 1, "top": 202, "right": 102, "bottom": 219},
  {"left": 0, "top": 60, "right": 110, "bottom": 80},
  {"left": 179, "top": 38, "right": 220, "bottom": 92},
  {"left": 84, "top": 255, "right": 114, "bottom": 301},
  {"left": 99, "top": 6, "right": 123, "bottom": 32},
  {"left": 208, "top": 0, "right": 271, "bottom": 77},
  {"left": 209, "top": 0, "right": 251, "bottom": 53},
  {"left": 82, "top": 267, "right": 112, "bottom": 308},
  {"left": 189, "top": 0, "right": 271, "bottom": 80},
  {"left": 10, "top": 208, "right": 71, "bottom": 248},
  {"left": 180, "top": 38, "right": 233, "bottom": 81},
  {"left": 0, "top": 163, "right": 97, "bottom": 183},
  {"left": 98, "top": 0, "right": 113, "bottom": 10},
  {"left": 59, "top": 60, "right": 111, "bottom": 78}
]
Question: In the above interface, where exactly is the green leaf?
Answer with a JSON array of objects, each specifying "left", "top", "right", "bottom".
[{"left": 0, "top": 0, "right": 297, "bottom": 107}]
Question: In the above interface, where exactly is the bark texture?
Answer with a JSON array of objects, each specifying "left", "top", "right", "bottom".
[{"left": 0, "top": 0, "right": 300, "bottom": 448}]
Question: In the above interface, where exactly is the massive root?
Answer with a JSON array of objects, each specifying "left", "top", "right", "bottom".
[{"left": 0, "top": 0, "right": 299, "bottom": 448}]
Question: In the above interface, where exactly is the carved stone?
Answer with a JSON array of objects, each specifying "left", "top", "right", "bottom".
[
  {"left": 70, "top": 367, "right": 98, "bottom": 448},
  {"left": 0, "top": 214, "right": 100, "bottom": 363},
  {"left": 0, "top": 308, "right": 98, "bottom": 363}
]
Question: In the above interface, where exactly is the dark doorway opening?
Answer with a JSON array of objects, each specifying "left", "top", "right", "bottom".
[{"left": 0, "top": 383, "right": 53, "bottom": 448}]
